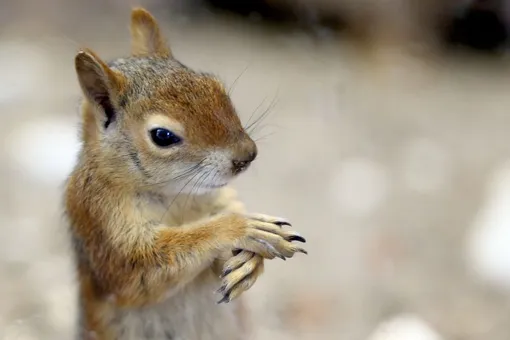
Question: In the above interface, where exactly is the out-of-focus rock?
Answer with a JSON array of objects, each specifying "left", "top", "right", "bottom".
[
  {"left": 1, "top": 322, "right": 38, "bottom": 340},
  {"left": 277, "top": 292, "right": 335, "bottom": 333},
  {"left": 331, "top": 158, "right": 389, "bottom": 217},
  {"left": 466, "top": 161, "right": 510, "bottom": 290},
  {"left": 367, "top": 314, "right": 443, "bottom": 340},
  {"left": 5, "top": 118, "right": 80, "bottom": 186},
  {"left": 398, "top": 137, "right": 452, "bottom": 195},
  {"left": 0, "top": 41, "right": 52, "bottom": 104}
]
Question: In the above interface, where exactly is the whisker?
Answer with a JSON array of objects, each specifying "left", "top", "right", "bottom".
[
  {"left": 246, "top": 92, "right": 279, "bottom": 136},
  {"left": 139, "top": 161, "right": 205, "bottom": 189},
  {"left": 228, "top": 64, "right": 250, "bottom": 96},
  {"left": 166, "top": 164, "right": 203, "bottom": 183},
  {"left": 159, "top": 167, "right": 204, "bottom": 223},
  {"left": 244, "top": 96, "right": 268, "bottom": 130},
  {"left": 253, "top": 131, "right": 277, "bottom": 143},
  {"left": 210, "top": 170, "right": 220, "bottom": 189},
  {"left": 78, "top": 152, "right": 204, "bottom": 190},
  {"left": 248, "top": 123, "right": 282, "bottom": 139},
  {"left": 180, "top": 169, "right": 211, "bottom": 222}
]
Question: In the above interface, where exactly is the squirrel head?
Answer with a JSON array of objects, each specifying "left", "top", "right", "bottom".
[{"left": 75, "top": 8, "right": 257, "bottom": 195}]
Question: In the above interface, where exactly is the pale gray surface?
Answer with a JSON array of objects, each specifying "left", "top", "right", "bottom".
[{"left": 2, "top": 2, "right": 510, "bottom": 339}]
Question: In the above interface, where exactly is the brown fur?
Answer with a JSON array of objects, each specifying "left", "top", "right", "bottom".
[{"left": 65, "top": 7, "right": 307, "bottom": 340}]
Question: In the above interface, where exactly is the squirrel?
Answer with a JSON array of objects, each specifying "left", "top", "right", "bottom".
[{"left": 64, "top": 7, "right": 308, "bottom": 340}]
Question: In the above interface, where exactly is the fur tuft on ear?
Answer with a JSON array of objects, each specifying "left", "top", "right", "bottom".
[
  {"left": 130, "top": 7, "right": 172, "bottom": 57},
  {"left": 75, "top": 49, "right": 126, "bottom": 129}
]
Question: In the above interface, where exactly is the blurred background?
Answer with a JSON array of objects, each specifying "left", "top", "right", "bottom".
[{"left": 2, "top": 0, "right": 510, "bottom": 339}]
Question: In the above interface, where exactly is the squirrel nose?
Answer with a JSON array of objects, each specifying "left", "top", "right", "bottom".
[{"left": 232, "top": 150, "right": 257, "bottom": 175}]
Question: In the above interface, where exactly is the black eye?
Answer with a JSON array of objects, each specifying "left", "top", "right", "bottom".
[{"left": 150, "top": 128, "right": 182, "bottom": 147}]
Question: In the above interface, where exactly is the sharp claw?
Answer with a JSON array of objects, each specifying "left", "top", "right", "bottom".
[
  {"left": 216, "top": 284, "right": 226, "bottom": 294},
  {"left": 220, "top": 268, "right": 232, "bottom": 279},
  {"left": 266, "top": 243, "right": 279, "bottom": 255},
  {"left": 251, "top": 237, "right": 279, "bottom": 256},
  {"left": 217, "top": 294, "right": 230, "bottom": 304},
  {"left": 288, "top": 235, "right": 306, "bottom": 243},
  {"left": 275, "top": 253, "right": 286, "bottom": 261},
  {"left": 274, "top": 221, "right": 291, "bottom": 227},
  {"left": 296, "top": 248, "right": 308, "bottom": 255}
]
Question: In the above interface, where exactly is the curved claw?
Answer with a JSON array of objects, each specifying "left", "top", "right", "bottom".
[
  {"left": 216, "top": 283, "right": 226, "bottom": 294},
  {"left": 296, "top": 248, "right": 308, "bottom": 255},
  {"left": 217, "top": 294, "right": 230, "bottom": 304},
  {"left": 220, "top": 268, "right": 232, "bottom": 279},
  {"left": 251, "top": 237, "right": 286, "bottom": 260},
  {"left": 274, "top": 220, "right": 291, "bottom": 227},
  {"left": 246, "top": 213, "right": 291, "bottom": 227},
  {"left": 287, "top": 235, "right": 306, "bottom": 243}
]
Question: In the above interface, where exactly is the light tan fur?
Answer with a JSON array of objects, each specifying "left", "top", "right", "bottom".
[{"left": 65, "top": 7, "right": 307, "bottom": 340}]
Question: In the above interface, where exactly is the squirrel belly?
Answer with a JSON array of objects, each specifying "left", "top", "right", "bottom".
[{"left": 101, "top": 271, "right": 247, "bottom": 340}]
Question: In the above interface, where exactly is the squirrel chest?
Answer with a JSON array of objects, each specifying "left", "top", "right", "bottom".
[{"left": 73, "top": 190, "right": 248, "bottom": 340}]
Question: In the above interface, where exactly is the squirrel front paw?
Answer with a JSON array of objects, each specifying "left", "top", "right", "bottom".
[
  {"left": 215, "top": 213, "right": 307, "bottom": 304},
  {"left": 216, "top": 251, "right": 264, "bottom": 304},
  {"left": 234, "top": 213, "right": 307, "bottom": 260}
]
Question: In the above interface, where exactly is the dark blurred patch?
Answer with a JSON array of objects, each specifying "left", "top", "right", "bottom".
[
  {"left": 204, "top": 0, "right": 294, "bottom": 22},
  {"left": 200, "top": 0, "right": 345, "bottom": 33},
  {"left": 203, "top": 0, "right": 510, "bottom": 54},
  {"left": 444, "top": 0, "right": 509, "bottom": 52}
]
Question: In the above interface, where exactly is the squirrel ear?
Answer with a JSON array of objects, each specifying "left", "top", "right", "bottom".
[
  {"left": 130, "top": 8, "right": 172, "bottom": 57},
  {"left": 75, "top": 49, "right": 126, "bottom": 129}
]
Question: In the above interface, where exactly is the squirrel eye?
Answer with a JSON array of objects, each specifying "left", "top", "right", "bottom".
[{"left": 150, "top": 128, "right": 182, "bottom": 147}]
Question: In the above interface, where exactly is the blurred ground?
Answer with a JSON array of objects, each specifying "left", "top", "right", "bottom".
[{"left": 2, "top": 1, "right": 510, "bottom": 340}]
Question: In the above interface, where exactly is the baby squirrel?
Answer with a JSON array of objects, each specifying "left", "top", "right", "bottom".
[{"left": 64, "top": 7, "right": 307, "bottom": 340}]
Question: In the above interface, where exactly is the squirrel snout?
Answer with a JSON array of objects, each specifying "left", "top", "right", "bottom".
[{"left": 231, "top": 148, "right": 257, "bottom": 175}]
